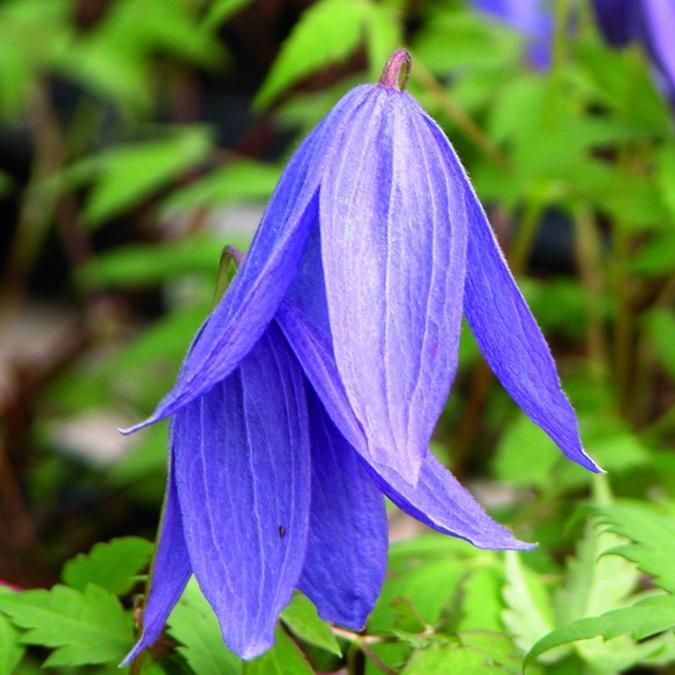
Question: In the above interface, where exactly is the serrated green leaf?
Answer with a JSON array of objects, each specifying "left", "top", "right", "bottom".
[
  {"left": 167, "top": 578, "right": 240, "bottom": 675},
  {"left": 555, "top": 514, "right": 639, "bottom": 627},
  {"left": 281, "top": 592, "right": 341, "bottom": 656},
  {"left": 244, "top": 627, "right": 313, "bottom": 675},
  {"left": 525, "top": 595, "right": 675, "bottom": 668},
  {"left": 80, "top": 127, "right": 212, "bottom": 227},
  {"left": 0, "top": 612, "right": 23, "bottom": 675},
  {"left": 458, "top": 568, "right": 503, "bottom": 632},
  {"left": 254, "top": 0, "right": 368, "bottom": 109},
  {"left": 502, "top": 551, "right": 558, "bottom": 660},
  {"left": 0, "top": 584, "right": 133, "bottom": 667},
  {"left": 62, "top": 537, "right": 153, "bottom": 596},
  {"left": 596, "top": 503, "right": 675, "bottom": 593},
  {"left": 369, "top": 559, "right": 465, "bottom": 633},
  {"left": 457, "top": 631, "right": 522, "bottom": 674},
  {"left": 402, "top": 641, "right": 508, "bottom": 673}
]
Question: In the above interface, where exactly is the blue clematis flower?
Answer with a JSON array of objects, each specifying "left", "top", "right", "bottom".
[
  {"left": 471, "top": 0, "right": 554, "bottom": 68},
  {"left": 592, "top": 0, "right": 675, "bottom": 101},
  {"left": 122, "top": 50, "right": 600, "bottom": 662}
]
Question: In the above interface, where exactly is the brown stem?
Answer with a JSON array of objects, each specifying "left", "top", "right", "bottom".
[
  {"left": 409, "top": 53, "right": 512, "bottom": 172},
  {"left": 574, "top": 205, "right": 609, "bottom": 379}
]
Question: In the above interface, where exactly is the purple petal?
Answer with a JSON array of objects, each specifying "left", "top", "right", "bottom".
[
  {"left": 641, "top": 0, "right": 675, "bottom": 93},
  {"left": 592, "top": 0, "right": 637, "bottom": 46},
  {"left": 173, "top": 325, "right": 311, "bottom": 660},
  {"left": 299, "top": 388, "right": 388, "bottom": 628},
  {"left": 420, "top": 114, "right": 601, "bottom": 474},
  {"left": 121, "top": 441, "right": 191, "bottom": 666},
  {"left": 276, "top": 300, "right": 532, "bottom": 551},
  {"left": 319, "top": 88, "right": 468, "bottom": 485},
  {"left": 124, "top": 85, "right": 373, "bottom": 433}
]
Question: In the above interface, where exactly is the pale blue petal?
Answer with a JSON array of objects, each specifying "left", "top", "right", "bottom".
[
  {"left": 124, "top": 85, "right": 372, "bottom": 433},
  {"left": 320, "top": 88, "right": 468, "bottom": 485}
]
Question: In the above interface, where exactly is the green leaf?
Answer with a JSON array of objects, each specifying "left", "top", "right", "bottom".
[
  {"left": 76, "top": 234, "right": 247, "bottom": 289},
  {"left": 281, "top": 592, "right": 341, "bottom": 656},
  {"left": 369, "top": 558, "right": 465, "bottom": 633},
  {"left": 657, "top": 141, "right": 675, "bottom": 220},
  {"left": 161, "top": 161, "right": 280, "bottom": 214},
  {"left": 0, "top": 612, "right": 23, "bottom": 675},
  {"left": 62, "top": 537, "right": 153, "bottom": 596},
  {"left": 413, "top": 9, "right": 522, "bottom": 73},
  {"left": 80, "top": 127, "right": 212, "bottom": 227},
  {"left": 643, "top": 309, "right": 675, "bottom": 381},
  {"left": 244, "top": 627, "right": 313, "bottom": 674},
  {"left": 167, "top": 578, "right": 240, "bottom": 675},
  {"left": 0, "top": 584, "right": 134, "bottom": 667},
  {"left": 492, "top": 414, "right": 559, "bottom": 488},
  {"left": 203, "top": 0, "right": 254, "bottom": 28},
  {"left": 402, "top": 641, "right": 510, "bottom": 674},
  {"left": 596, "top": 503, "right": 675, "bottom": 593},
  {"left": 458, "top": 568, "right": 503, "bottom": 632},
  {"left": 630, "top": 231, "right": 675, "bottom": 278},
  {"left": 254, "top": 0, "right": 368, "bottom": 109},
  {"left": 550, "top": 493, "right": 655, "bottom": 671},
  {"left": 363, "top": 3, "right": 402, "bottom": 81},
  {"left": 502, "top": 551, "right": 557, "bottom": 659},
  {"left": 525, "top": 595, "right": 675, "bottom": 668},
  {"left": 555, "top": 512, "right": 639, "bottom": 628}
]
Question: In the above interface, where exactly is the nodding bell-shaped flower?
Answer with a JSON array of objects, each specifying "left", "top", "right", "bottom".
[{"left": 122, "top": 50, "right": 601, "bottom": 663}]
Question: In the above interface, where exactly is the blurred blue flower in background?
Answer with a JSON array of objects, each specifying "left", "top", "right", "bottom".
[
  {"left": 592, "top": 0, "right": 675, "bottom": 100},
  {"left": 122, "top": 50, "right": 600, "bottom": 661},
  {"left": 472, "top": 0, "right": 554, "bottom": 67}
]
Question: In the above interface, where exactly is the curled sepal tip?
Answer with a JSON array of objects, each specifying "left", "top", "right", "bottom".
[
  {"left": 213, "top": 244, "right": 244, "bottom": 306},
  {"left": 378, "top": 48, "right": 412, "bottom": 91}
]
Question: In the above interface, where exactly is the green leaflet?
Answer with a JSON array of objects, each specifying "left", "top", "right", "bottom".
[
  {"left": 0, "top": 584, "right": 133, "bottom": 667},
  {"left": 525, "top": 595, "right": 675, "bottom": 667},
  {"left": 254, "top": 0, "right": 368, "bottom": 109},
  {"left": 596, "top": 503, "right": 675, "bottom": 593},
  {"left": 281, "top": 591, "right": 341, "bottom": 657},
  {"left": 73, "top": 127, "right": 213, "bottom": 228},
  {"left": 244, "top": 627, "right": 313, "bottom": 675},
  {"left": 62, "top": 537, "right": 153, "bottom": 596},
  {"left": 501, "top": 551, "right": 557, "bottom": 659},
  {"left": 167, "top": 578, "right": 240, "bottom": 675},
  {"left": 0, "top": 612, "right": 24, "bottom": 675}
]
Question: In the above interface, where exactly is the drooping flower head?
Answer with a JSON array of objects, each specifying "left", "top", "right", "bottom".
[{"left": 122, "top": 50, "right": 600, "bottom": 663}]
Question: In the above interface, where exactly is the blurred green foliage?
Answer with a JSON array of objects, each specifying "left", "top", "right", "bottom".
[{"left": 0, "top": 0, "right": 673, "bottom": 673}]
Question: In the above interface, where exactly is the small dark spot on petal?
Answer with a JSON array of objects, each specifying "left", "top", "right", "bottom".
[{"left": 278, "top": 525, "right": 286, "bottom": 538}]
